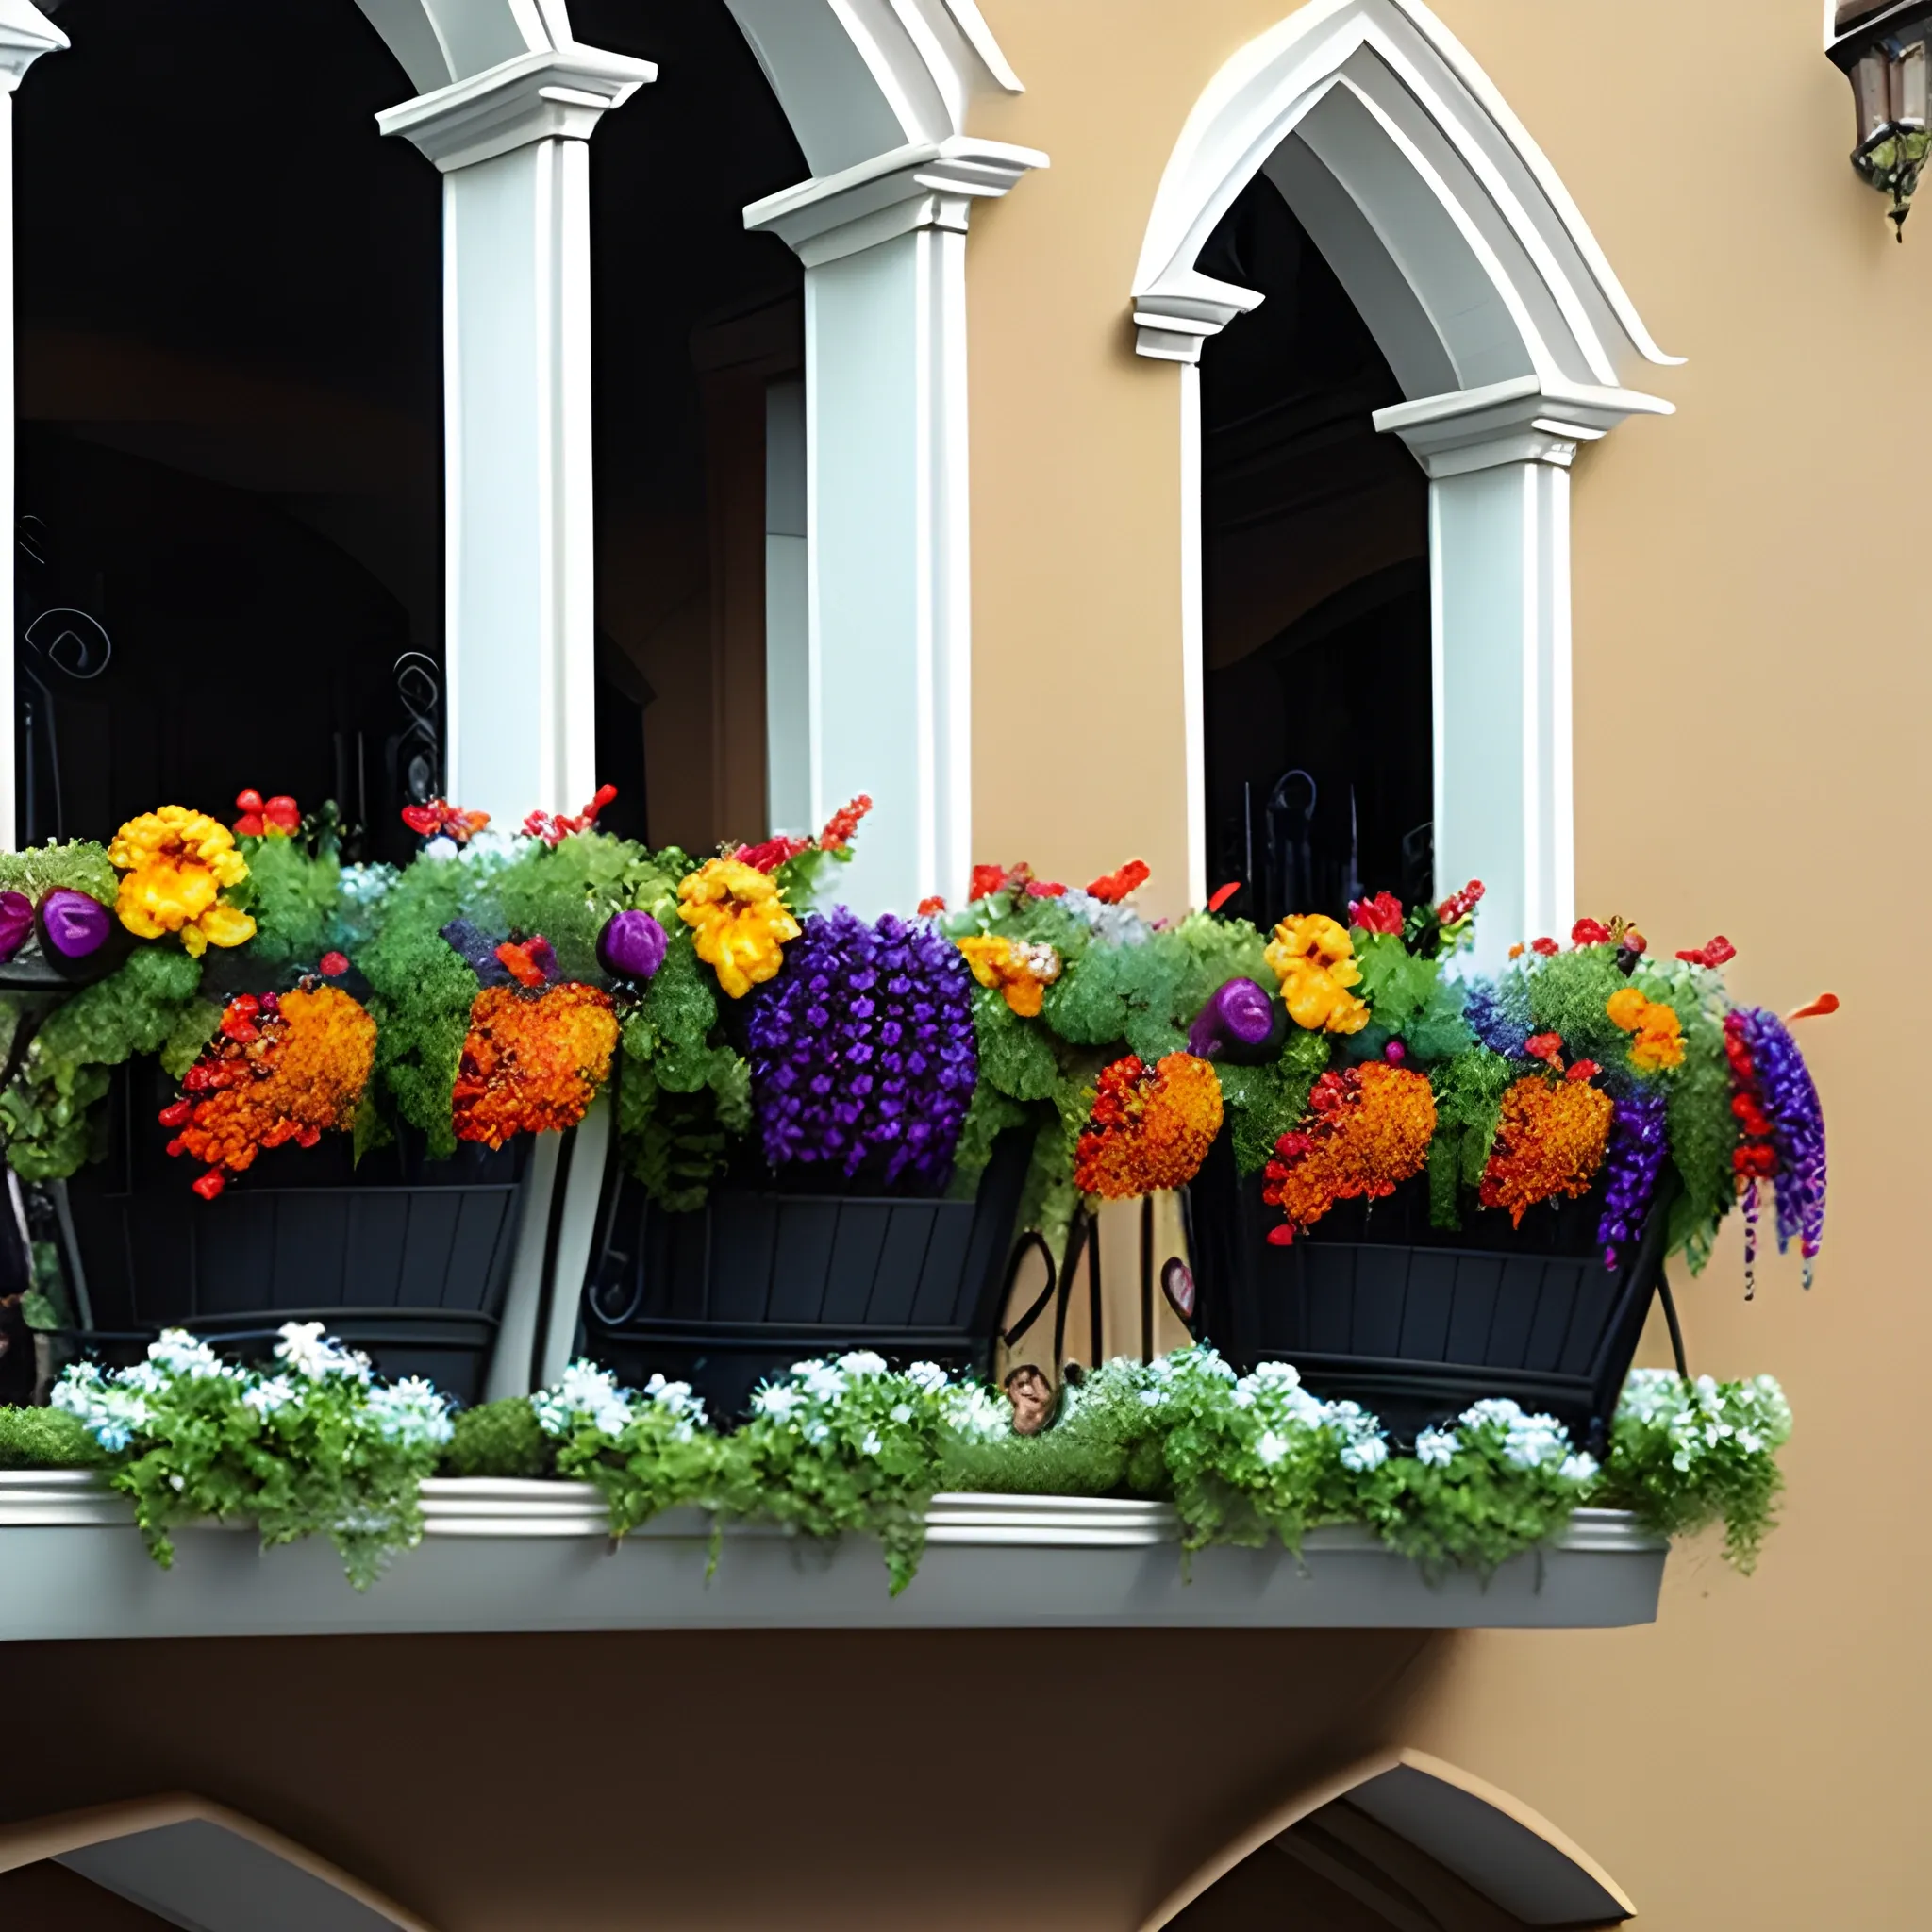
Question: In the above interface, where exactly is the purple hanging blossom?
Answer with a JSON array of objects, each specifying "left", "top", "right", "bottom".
[
  {"left": 1734, "top": 1008, "right": 1827, "bottom": 1283},
  {"left": 1463, "top": 976, "right": 1532, "bottom": 1058},
  {"left": 1597, "top": 1087, "right": 1668, "bottom": 1266},
  {"left": 745, "top": 908, "right": 977, "bottom": 1192}
]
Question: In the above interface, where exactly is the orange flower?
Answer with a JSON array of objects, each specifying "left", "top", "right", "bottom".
[
  {"left": 1264, "top": 914, "right": 1371, "bottom": 1034},
  {"left": 452, "top": 983, "right": 619, "bottom": 1150},
  {"left": 1263, "top": 1064, "right": 1436, "bottom": 1241},
  {"left": 1605, "top": 987, "right": 1685, "bottom": 1073},
  {"left": 1478, "top": 1075, "right": 1613, "bottom": 1224},
  {"left": 167, "top": 985, "right": 375, "bottom": 1184},
  {"left": 1074, "top": 1053, "right": 1224, "bottom": 1200},
  {"left": 958, "top": 934, "right": 1061, "bottom": 1018}
]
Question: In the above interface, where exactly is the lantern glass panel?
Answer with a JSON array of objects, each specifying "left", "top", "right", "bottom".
[
  {"left": 1856, "top": 49, "right": 1894, "bottom": 142},
  {"left": 1895, "top": 40, "right": 1930, "bottom": 127}
]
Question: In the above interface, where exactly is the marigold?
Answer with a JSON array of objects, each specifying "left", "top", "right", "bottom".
[
  {"left": 957, "top": 934, "right": 1061, "bottom": 1017},
  {"left": 1264, "top": 913, "right": 1370, "bottom": 1034},
  {"left": 1262, "top": 1064, "right": 1436, "bottom": 1241},
  {"left": 1478, "top": 1075, "right": 1613, "bottom": 1225},
  {"left": 452, "top": 983, "right": 619, "bottom": 1149},
  {"left": 1606, "top": 986, "right": 1685, "bottom": 1073},
  {"left": 1074, "top": 1053, "right": 1224, "bottom": 1200},
  {"left": 676, "top": 858, "right": 801, "bottom": 999},
  {"left": 166, "top": 986, "right": 375, "bottom": 1186},
  {"left": 108, "top": 806, "right": 256, "bottom": 958}
]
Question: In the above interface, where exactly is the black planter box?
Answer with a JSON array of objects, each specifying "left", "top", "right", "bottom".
[
  {"left": 578, "top": 1132, "right": 1033, "bottom": 1420},
  {"left": 1188, "top": 1135, "right": 1673, "bottom": 1455},
  {"left": 58, "top": 1065, "right": 529, "bottom": 1405}
]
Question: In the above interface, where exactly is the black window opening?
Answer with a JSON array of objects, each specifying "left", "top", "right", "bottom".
[
  {"left": 1199, "top": 172, "right": 1432, "bottom": 933},
  {"left": 575, "top": 0, "right": 807, "bottom": 855},
  {"left": 12, "top": 0, "right": 444, "bottom": 866}
]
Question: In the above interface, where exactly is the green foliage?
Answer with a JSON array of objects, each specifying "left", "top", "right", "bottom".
[
  {"left": 50, "top": 1331, "right": 454, "bottom": 1589},
  {"left": 1352, "top": 933, "right": 1473, "bottom": 1063},
  {"left": 491, "top": 831, "right": 662, "bottom": 981},
  {"left": 159, "top": 999, "right": 224, "bottom": 1079},
  {"left": 0, "top": 841, "right": 118, "bottom": 907},
  {"left": 949, "top": 1080, "right": 1030, "bottom": 1188},
  {"left": 1215, "top": 1029, "right": 1327, "bottom": 1174},
  {"left": 973, "top": 986, "right": 1058, "bottom": 1102},
  {"left": 237, "top": 835, "right": 342, "bottom": 969},
  {"left": 1643, "top": 966, "right": 1737, "bottom": 1273},
  {"left": 1426, "top": 1047, "right": 1519, "bottom": 1229},
  {"left": 441, "top": 1398, "right": 554, "bottom": 1479},
  {"left": 0, "top": 1403, "right": 106, "bottom": 1468},
  {"left": 1524, "top": 947, "right": 1632, "bottom": 1072},
  {"left": 0, "top": 946, "right": 202, "bottom": 1179},
  {"left": 1594, "top": 1370, "right": 1791, "bottom": 1570},
  {"left": 773, "top": 843, "right": 849, "bottom": 914}
]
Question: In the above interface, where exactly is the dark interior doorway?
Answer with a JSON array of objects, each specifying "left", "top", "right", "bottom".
[
  {"left": 12, "top": 0, "right": 442, "bottom": 863},
  {"left": 1200, "top": 172, "right": 1431, "bottom": 929}
]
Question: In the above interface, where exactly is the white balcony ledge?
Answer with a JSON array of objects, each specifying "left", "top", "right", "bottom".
[{"left": 0, "top": 1474, "right": 1665, "bottom": 1640}]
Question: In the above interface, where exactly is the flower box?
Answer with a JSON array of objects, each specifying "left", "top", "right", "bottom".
[
  {"left": 577, "top": 1128, "right": 1033, "bottom": 1419},
  {"left": 1188, "top": 1137, "right": 1674, "bottom": 1454},
  {"left": 61, "top": 1065, "right": 530, "bottom": 1406}
]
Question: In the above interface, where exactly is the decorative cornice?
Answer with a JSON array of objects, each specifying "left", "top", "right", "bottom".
[
  {"left": 376, "top": 45, "right": 656, "bottom": 174},
  {"left": 745, "top": 135, "right": 1048, "bottom": 268},
  {"left": 1131, "top": 277, "right": 1263, "bottom": 363},
  {"left": 0, "top": 0, "right": 64, "bottom": 92},
  {"left": 1374, "top": 375, "right": 1674, "bottom": 478}
]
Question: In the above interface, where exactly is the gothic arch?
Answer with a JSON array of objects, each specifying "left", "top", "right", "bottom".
[{"left": 1132, "top": 0, "right": 1678, "bottom": 952}]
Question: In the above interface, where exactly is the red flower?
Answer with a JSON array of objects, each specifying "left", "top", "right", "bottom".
[
  {"left": 732, "top": 835, "right": 812, "bottom": 874},
  {"left": 1571, "top": 918, "right": 1612, "bottom": 947},
  {"left": 1086, "top": 859, "right": 1151, "bottom": 905},
  {"left": 524, "top": 784, "right": 618, "bottom": 849},
  {"left": 917, "top": 896, "right": 946, "bottom": 917},
  {"left": 1525, "top": 1032, "right": 1565, "bottom": 1070},
  {"left": 1787, "top": 991, "right": 1840, "bottom": 1022},
  {"left": 1676, "top": 935, "right": 1737, "bottom": 969},
  {"left": 1207, "top": 882, "right": 1241, "bottom": 915},
  {"left": 968, "top": 864, "right": 1008, "bottom": 902},
  {"left": 232, "top": 789, "right": 300, "bottom": 838},
  {"left": 1348, "top": 891, "right": 1405, "bottom": 935},
  {"left": 1531, "top": 937, "right": 1559, "bottom": 958},
  {"left": 1565, "top": 1059, "right": 1601, "bottom": 1082},
  {"left": 1436, "top": 879, "right": 1485, "bottom": 924},
  {"left": 319, "top": 951, "right": 350, "bottom": 979},
  {"left": 401, "top": 799, "right": 491, "bottom": 843},
  {"left": 1025, "top": 879, "right": 1067, "bottom": 898},
  {"left": 192, "top": 1170, "right": 225, "bottom": 1201},
  {"left": 817, "top": 794, "right": 873, "bottom": 853}
]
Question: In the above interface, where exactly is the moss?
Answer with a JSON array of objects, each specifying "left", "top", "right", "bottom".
[
  {"left": 440, "top": 1399, "right": 554, "bottom": 1479},
  {"left": 0, "top": 1405, "right": 106, "bottom": 1468}
]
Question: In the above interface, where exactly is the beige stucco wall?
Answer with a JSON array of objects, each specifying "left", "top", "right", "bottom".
[{"left": 962, "top": 2, "right": 1925, "bottom": 1924}]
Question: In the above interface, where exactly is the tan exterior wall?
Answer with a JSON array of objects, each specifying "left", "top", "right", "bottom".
[{"left": 963, "top": 2, "right": 1926, "bottom": 1924}]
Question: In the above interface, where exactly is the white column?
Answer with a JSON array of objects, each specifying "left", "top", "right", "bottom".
[
  {"left": 747, "top": 138, "right": 1044, "bottom": 914},
  {"left": 0, "top": 1, "right": 65, "bottom": 851},
  {"left": 1376, "top": 377, "right": 1668, "bottom": 972},
  {"left": 764, "top": 376, "right": 810, "bottom": 834},
  {"left": 377, "top": 49, "right": 654, "bottom": 825}
]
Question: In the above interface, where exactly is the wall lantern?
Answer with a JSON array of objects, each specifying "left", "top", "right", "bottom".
[{"left": 1830, "top": 1, "right": 1932, "bottom": 238}]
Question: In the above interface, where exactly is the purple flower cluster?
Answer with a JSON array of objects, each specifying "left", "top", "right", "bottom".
[
  {"left": 746, "top": 908, "right": 977, "bottom": 1191},
  {"left": 1736, "top": 1008, "right": 1827, "bottom": 1280},
  {"left": 1597, "top": 1087, "right": 1668, "bottom": 1266},
  {"left": 1463, "top": 977, "right": 1532, "bottom": 1058}
]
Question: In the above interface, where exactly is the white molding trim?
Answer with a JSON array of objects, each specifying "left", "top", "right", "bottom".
[
  {"left": 375, "top": 45, "right": 656, "bottom": 174},
  {"left": 0, "top": 0, "right": 62, "bottom": 91},
  {"left": 0, "top": 1475, "right": 1667, "bottom": 1636},
  {"left": 1132, "top": 0, "right": 1678, "bottom": 957}
]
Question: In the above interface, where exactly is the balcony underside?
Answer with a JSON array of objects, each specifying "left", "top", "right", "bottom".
[{"left": 0, "top": 1474, "right": 1664, "bottom": 1639}]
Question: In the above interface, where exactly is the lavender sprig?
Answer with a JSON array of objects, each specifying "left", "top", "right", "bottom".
[
  {"left": 1463, "top": 977, "right": 1532, "bottom": 1059},
  {"left": 1598, "top": 1087, "right": 1668, "bottom": 1266},
  {"left": 745, "top": 908, "right": 977, "bottom": 1192},
  {"left": 1735, "top": 1008, "right": 1826, "bottom": 1282}
]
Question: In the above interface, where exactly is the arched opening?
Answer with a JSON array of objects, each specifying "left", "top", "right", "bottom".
[
  {"left": 0, "top": 1795, "right": 430, "bottom": 1931},
  {"left": 12, "top": 0, "right": 442, "bottom": 865},
  {"left": 1198, "top": 170, "right": 1429, "bottom": 928},
  {"left": 1135, "top": 0, "right": 1675, "bottom": 958},
  {"left": 1155, "top": 1751, "right": 1635, "bottom": 1932}
]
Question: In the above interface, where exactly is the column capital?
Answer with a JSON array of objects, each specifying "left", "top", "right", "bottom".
[
  {"left": 0, "top": 0, "right": 64, "bottom": 92},
  {"left": 1374, "top": 376, "right": 1673, "bottom": 480},
  {"left": 744, "top": 136, "right": 1047, "bottom": 268},
  {"left": 376, "top": 45, "right": 656, "bottom": 174}
]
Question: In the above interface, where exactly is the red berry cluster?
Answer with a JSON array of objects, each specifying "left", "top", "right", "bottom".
[{"left": 1724, "top": 1013, "right": 1777, "bottom": 1182}]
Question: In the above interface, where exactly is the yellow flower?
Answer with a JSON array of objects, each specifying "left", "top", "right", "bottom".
[
  {"left": 1264, "top": 913, "right": 1370, "bottom": 1034},
  {"left": 1606, "top": 986, "right": 1685, "bottom": 1073},
  {"left": 676, "top": 858, "right": 800, "bottom": 999},
  {"left": 108, "top": 806, "right": 256, "bottom": 958},
  {"left": 957, "top": 934, "right": 1061, "bottom": 1018}
]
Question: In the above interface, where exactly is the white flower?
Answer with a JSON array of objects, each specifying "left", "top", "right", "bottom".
[
  {"left": 798, "top": 1362, "right": 847, "bottom": 1404},
  {"left": 1340, "top": 1437, "right": 1389, "bottom": 1474},
  {"left": 1559, "top": 1453, "right": 1599, "bottom": 1485},
  {"left": 905, "top": 1361, "right": 948, "bottom": 1392},
  {"left": 1255, "top": 1430, "right": 1289, "bottom": 1467},
  {"left": 274, "top": 1322, "right": 371, "bottom": 1383},
  {"left": 1230, "top": 1388, "right": 1255, "bottom": 1408},
  {"left": 148, "top": 1330, "right": 226, "bottom": 1379},
  {"left": 1249, "top": 1361, "right": 1304, "bottom": 1390},
  {"left": 365, "top": 1377, "right": 455, "bottom": 1449},
  {"left": 859, "top": 1428, "right": 882, "bottom": 1457},
  {"left": 423, "top": 835, "right": 458, "bottom": 861},
  {"left": 533, "top": 1360, "right": 633, "bottom": 1438},
  {"left": 243, "top": 1376, "right": 296, "bottom": 1419},
  {"left": 890, "top": 1403, "right": 913, "bottom": 1424},
  {"left": 751, "top": 1384, "right": 803, "bottom": 1423},
  {"left": 1414, "top": 1428, "right": 1459, "bottom": 1468},
  {"left": 838, "top": 1350, "right": 889, "bottom": 1379}
]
